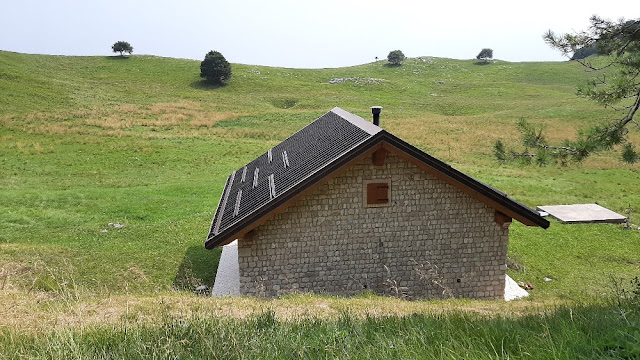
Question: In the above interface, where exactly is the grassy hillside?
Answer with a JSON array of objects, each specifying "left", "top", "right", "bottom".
[
  {"left": 1, "top": 51, "right": 626, "bottom": 154},
  {"left": 0, "top": 51, "right": 639, "bottom": 354}
]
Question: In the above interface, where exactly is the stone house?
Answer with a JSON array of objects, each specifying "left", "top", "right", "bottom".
[{"left": 205, "top": 107, "right": 549, "bottom": 299}]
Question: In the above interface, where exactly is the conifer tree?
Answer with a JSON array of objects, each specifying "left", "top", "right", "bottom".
[
  {"left": 200, "top": 50, "right": 232, "bottom": 85},
  {"left": 495, "top": 16, "right": 640, "bottom": 164}
]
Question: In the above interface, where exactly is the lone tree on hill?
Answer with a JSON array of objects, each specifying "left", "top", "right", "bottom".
[
  {"left": 476, "top": 48, "right": 493, "bottom": 63},
  {"left": 494, "top": 15, "right": 640, "bottom": 165},
  {"left": 387, "top": 50, "right": 406, "bottom": 66},
  {"left": 111, "top": 41, "right": 133, "bottom": 57},
  {"left": 200, "top": 50, "right": 232, "bottom": 85}
]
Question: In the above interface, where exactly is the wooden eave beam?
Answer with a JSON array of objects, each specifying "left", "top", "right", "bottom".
[{"left": 494, "top": 211, "right": 512, "bottom": 229}]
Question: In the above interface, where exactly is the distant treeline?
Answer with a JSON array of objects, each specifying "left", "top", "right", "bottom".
[{"left": 571, "top": 46, "right": 598, "bottom": 60}]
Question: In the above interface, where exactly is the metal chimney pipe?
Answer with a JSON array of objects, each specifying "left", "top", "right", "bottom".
[{"left": 371, "top": 106, "right": 382, "bottom": 126}]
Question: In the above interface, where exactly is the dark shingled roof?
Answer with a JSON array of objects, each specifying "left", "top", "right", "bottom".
[{"left": 206, "top": 107, "right": 548, "bottom": 249}]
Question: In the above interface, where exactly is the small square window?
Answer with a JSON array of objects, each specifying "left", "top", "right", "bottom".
[{"left": 364, "top": 179, "right": 391, "bottom": 207}]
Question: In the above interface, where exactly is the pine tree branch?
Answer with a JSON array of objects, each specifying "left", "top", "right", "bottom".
[
  {"left": 501, "top": 16, "right": 640, "bottom": 165},
  {"left": 616, "top": 24, "right": 640, "bottom": 54},
  {"left": 575, "top": 58, "right": 616, "bottom": 71},
  {"left": 543, "top": 145, "right": 578, "bottom": 152},
  {"left": 624, "top": 90, "right": 640, "bottom": 124}
]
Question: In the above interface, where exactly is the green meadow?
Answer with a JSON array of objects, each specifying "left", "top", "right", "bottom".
[{"left": 1, "top": 51, "right": 639, "bottom": 358}]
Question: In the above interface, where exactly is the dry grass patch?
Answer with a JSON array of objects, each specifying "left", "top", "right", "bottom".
[
  {"left": 114, "top": 104, "right": 142, "bottom": 113},
  {"left": 0, "top": 290, "right": 562, "bottom": 333},
  {"left": 390, "top": 115, "right": 518, "bottom": 162},
  {"left": 139, "top": 113, "right": 188, "bottom": 128},
  {"left": 149, "top": 101, "right": 201, "bottom": 115},
  {"left": 117, "top": 266, "right": 150, "bottom": 283},
  {"left": 84, "top": 116, "right": 134, "bottom": 130},
  {"left": 1, "top": 104, "right": 250, "bottom": 138},
  {"left": 388, "top": 113, "right": 639, "bottom": 168},
  {"left": 189, "top": 111, "right": 243, "bottom": 128},
  {"left": 7, "top": 141, "right": 51, "bottom": 155},
  {"left": 580, "top": 154, "right": 640, "bottom": 170},
  {"left": 0, "top": 262, "right": 36, "bottom": 291},
  {"left": 32, "top": 123, "right": 78, "bottom": 136}
]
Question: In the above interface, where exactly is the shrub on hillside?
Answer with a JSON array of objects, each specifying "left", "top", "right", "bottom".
[
  {"left": 387, "top": 50, "right": 405, "bottom": 66},
  {"left": 476, "top": 48, "right": 493, "bottom": 63},
  {"left": 112, "top": 41, "right": 133, "bottom": 57},
  {"left": 200, "top": 50, "right": 232, "bottom": 85}
]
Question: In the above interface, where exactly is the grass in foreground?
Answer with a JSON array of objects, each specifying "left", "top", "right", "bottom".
[
  {"left": 1, "top": 300, "right": 638, "bottom": 359},
  {"left": 1, "top": 278, "right": 638, "bottom": 359}
]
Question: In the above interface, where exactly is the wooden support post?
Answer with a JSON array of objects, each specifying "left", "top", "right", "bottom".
[
  {"left": 494, "top": 211, "right": 512, "bottom": 229},
  {"left": 241, "top": 230, "right": 255, "bottom": 243}
]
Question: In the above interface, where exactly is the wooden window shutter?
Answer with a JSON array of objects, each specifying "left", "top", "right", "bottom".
[{"left": 367, "top": 182, "right": 389, "bottom": 205}]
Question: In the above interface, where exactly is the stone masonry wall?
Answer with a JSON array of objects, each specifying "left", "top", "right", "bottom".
[{"left": 237, "top": 152, "right": 509, "bottom": 299}]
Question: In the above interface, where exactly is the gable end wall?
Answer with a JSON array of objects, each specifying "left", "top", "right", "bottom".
[{"left": 237, "top": 152, "right": 508, "bottom": 299}]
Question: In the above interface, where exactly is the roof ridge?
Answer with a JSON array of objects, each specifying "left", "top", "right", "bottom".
[
  {"left": 244, "top": 108, "right": 363, "bottom": 168},
  {"left": 237, "top": 108, "right": 380, "bottom": 172},
  {"left": 330, "top": 107, "right": 382, "bottom": 136}
]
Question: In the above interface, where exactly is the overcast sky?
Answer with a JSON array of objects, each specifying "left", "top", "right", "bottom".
[{"left": 0, "top": 0, "right": 633, "bottom": 68}]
